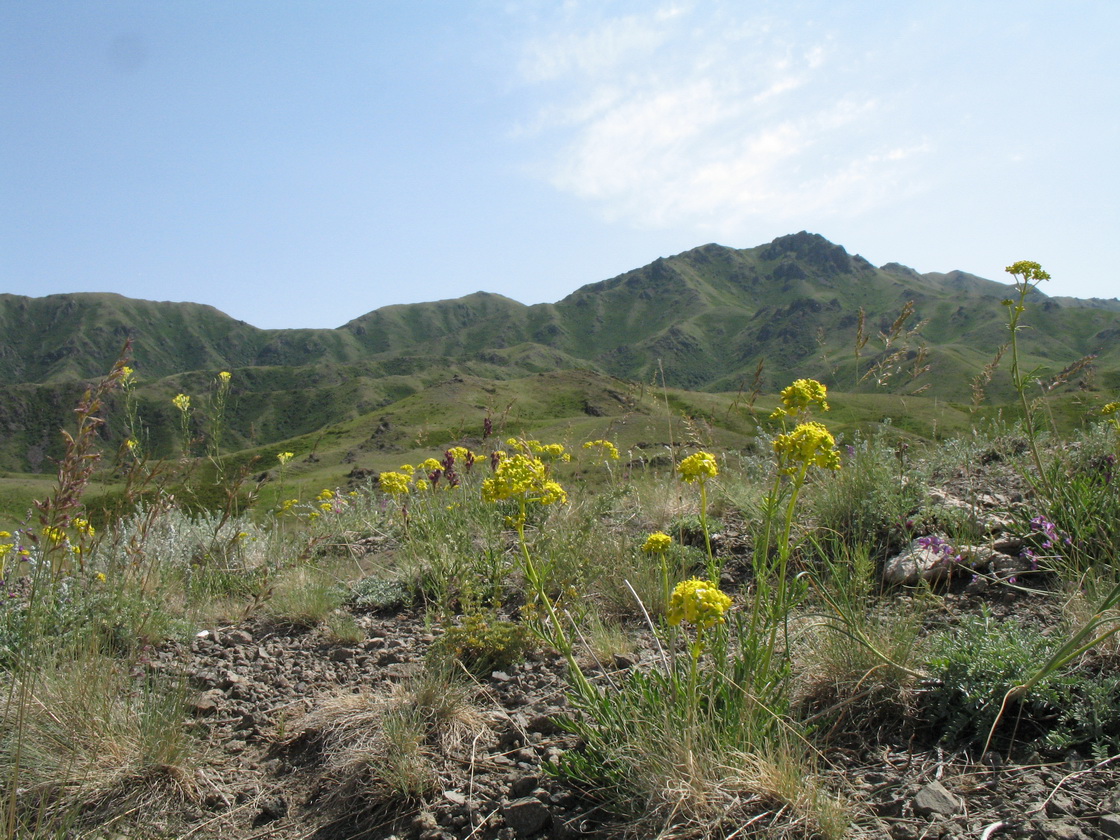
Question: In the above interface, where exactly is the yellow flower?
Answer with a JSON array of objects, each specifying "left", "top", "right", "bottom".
[
  {"left": 1101, "top": 402, "right": 1120, "bottom": 416},
  {"left": 317, "top": 488, "right": 334, "bottom": 500},
  {"left": 779, "top": 378, "right": 830, "bottom": 413},
  {"left": 0, "top": 531, "right": 10, "bottom": 539},
  {"left": 773, "top": 422, "right": 841, "bottom": 472},
  {"left": 667, "top": 579, "right": 732, "bottom": 630},
  {"left": 73, "top": 518, "right": 95, "bottom": 538},
  {"left": 95, "top": 572, "right": 106, "bottom": 582},
  {"left": 121, "top": 365, "right": 135, "bottom": 383},
  {"left": 319, "top": 502, "right": 333, "bottom": 512},
  {"left": 42, "top": 525, "right": 67, "bottom": 544},
  {"left": 677, "top": 451, "right": 719, "bottom": 483},
  {"left": 218, "top": 370, "right": 232, "bottom": 383},
  {"left": 537, "top": 480, "right": 567, "bottom": 506},
  {"left": 172, "top": 393, "right": 191, "bottom": 412},
  {"left": 420, "top": 458, "right": 443, "bottom": 473},
  {"left": 378, "top": 471, "right": 412, "bottom": 495},
  {"left": 236, "top": 532, "right": 249, "bottom": 539},
  {"left": 482, "top": 453, "right": 545, "bottom": 502},
  {"left": 583, "top": 439, "right": 621, "bottom": 461},
  {"left": 481, "top": 454, "right": 565, "bottom": 505},
  {"left": 642, "top": 532, "right": 673, "bottom": 553},
  {"left": 277, "top": 451, "right": 294, "bottom": 465},
  {"left": 398, "top": 463, "right": 416, "bottom": 475}
]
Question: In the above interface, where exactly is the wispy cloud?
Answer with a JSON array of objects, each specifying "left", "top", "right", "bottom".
[{"left": 509, "top": 2, "right": 930, "bottom": 234}]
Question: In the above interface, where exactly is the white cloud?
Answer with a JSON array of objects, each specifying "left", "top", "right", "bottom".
[{"left": 509, "top": 3, "right": 932, "bottom": 233}]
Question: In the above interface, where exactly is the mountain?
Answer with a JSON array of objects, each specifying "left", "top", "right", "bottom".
[{"left": 1, "top": 232, "right": 1116, "bottom": 473}]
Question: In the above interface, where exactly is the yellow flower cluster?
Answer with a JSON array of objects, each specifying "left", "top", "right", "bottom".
[
  {"left": 121, "top": 365, "right": 135, "bottom": 383},
  {"left": 677, "top": 451, "right": 719, "bottom": 483},
  {"left": 317, "top": 489, "right": 334, "bottom": 501},
  {"left": 773, "top": 422, "right": 841, "bottom": 472},
  {"left": 277, "top": 451, "right": 294, "bottom": 465},
  {"left": 770, "top": 378, "right": 829, "bottom": 419},
  {"left": 72, "top": 518, "right": 95, "bottom": 538},
  {"left": 172, "top": 393, "right": 191, "bottom": 412},
  {"left": 481, "top": 453, "right": 567, "bottom": 505},
  {"left": 420, "top": 457, "right": 443, "bottom": 473},
  {"left": 667, "top": 578, "right": 732, "bottom": 630},
  {"left": 218, "top": 370, "right": 232, "bottom": 384},
  {"left": 42, "top": 526, "right": 67, "bottom": 544},
  {"left": 1101, "top": 402, "right": 1120, "bottom": 416},
  {"left": 378, "top": 471, "right": 412, "bottom": 495},
  {"left": 509, "top": 438, "right": 570, "bottom": 462},
  {"left": 583, "top": 439, "right": 620, "bottom": 460},
  {"left": 642, "top": 531, "right": 673, "bottom": 553}
]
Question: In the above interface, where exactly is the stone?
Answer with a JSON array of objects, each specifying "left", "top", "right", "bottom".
[
  {"left": 1100, "top": 814, "right": 1120, "bottom": 839},
  {"left": 224, "top": 629, "right": 254, "bottom": 646},
  {"left": 1036, "top": 821, "right": 1092, "bottom": 840},
  {"left": 189, "top": 689, "right": 223, "bottom": 716},
  {"left": 502, "top": 796, "right": 551, "bottom": 837},
  {"left": 884, "top": 540, "right": 959, "bottom": 586},
  {"left": 912, "top": 780, "right": 960, "bottom": 817}
]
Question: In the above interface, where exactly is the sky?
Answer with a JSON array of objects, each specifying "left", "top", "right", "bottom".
[{"left": 2, "top": 1, "right": 1118, "bottom": 330}]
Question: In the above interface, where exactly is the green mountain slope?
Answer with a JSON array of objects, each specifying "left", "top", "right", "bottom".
[{"left": 1, "top": 232, "right": 1116, "bottom": 475}]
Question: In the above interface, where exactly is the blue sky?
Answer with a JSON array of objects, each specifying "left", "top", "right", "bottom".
[{"left": 2, "top": 1, "right": 1117, "bottom": 329}]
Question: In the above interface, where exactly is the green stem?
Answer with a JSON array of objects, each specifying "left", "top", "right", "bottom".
[
  {"left": 699, "top": 478, "right": 716, "bottom": 582},
  {"left": 1007, "top": 284, "right": 1051, "bottom": 496}
]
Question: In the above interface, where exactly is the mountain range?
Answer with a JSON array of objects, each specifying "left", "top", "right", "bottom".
[{"left": 2, "top": 231, "right": 1117, "bottom": 475}]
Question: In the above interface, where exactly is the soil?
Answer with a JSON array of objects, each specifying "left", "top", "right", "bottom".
[{"left": 101, "top": 467, "right": 1120, "bottom": 839}]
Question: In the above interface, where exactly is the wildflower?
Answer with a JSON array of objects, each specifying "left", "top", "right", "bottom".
[
  {"left": 42, "top": 526, "right": 67, "bottom": 544},
  {"left": 95, "top": 572, "right": 106, "bottom": 582},
  {"left": 236, "top": 532, "right": 249, "bottom": 539},
  {"left": 1101, "top": 402, "right": 1120, "bottom": 416},
  {"left": 583, "top": 439, "right": 620, "bottom": 461},
  {"left": 667, "top": 579, "right": 732, "bottom": 630},
  {"left": 378, "top": 471, "right": 412, "bottom": 495},
  {"left": 481, "top": 453, "right": 566, "bottom": 505},
  {"left": 531, "top": 441, "right": 567, "bottom": 461},
  {"left": 317, "top": 489, "right": 334, "bottom": 501},
  {"left": 319, "top": 502, "right": 333, "bottom": 512},
  {"left": 771, "top": 378, "right": 830, "bottom": 419},
  {"left": 121, "top": 365, "right": 135, "bottom": 382},
  {"left": 538, "top": 480, "right": 567, "bottom": 506},
  {"left": 677, "top": 451, "right": 719, "bottom": 483},
  {"left": 1005, "top": 260, "right": 1051, "bottom": 283},
  {"left": 278, "top": 451, "right": 294, "bottom": 465},
  {"left": 642, "top": 532, "right": 673, "bottom": 553},
  {"left": 218, "top": 370, "right": 232, "bottom": 383},
  {"left": 447, "top": 446, "right": 472, "bottom": 464},
  {"left": 73, "top": 518, "right": 94, "bottom": 537},
  {"left": 917, "top": 534, "right": 960, "bottom": 565},
  {"left": 420, "top": 458, "right": 443, "bottom": 473},
  {"left": 773, "top": 422, "right": 841, "bottom": 472},
  {"left": 172, "top": 393, "right": 191, "bottom": 412},
  {"left": 399, "top": 463, "right": 415, "bottom": 475}
]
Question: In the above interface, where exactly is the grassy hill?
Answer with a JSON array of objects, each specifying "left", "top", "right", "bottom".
[{"left": 0, "top": 233, "right": 1115, "bottom": 509}]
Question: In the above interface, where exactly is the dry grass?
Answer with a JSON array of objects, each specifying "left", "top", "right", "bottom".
[
  {"left": 294, "top": 663, "right": 490, "bottom": 810},
  {"left": 0, "top": 650, "right": 202, "bottom": 829}
]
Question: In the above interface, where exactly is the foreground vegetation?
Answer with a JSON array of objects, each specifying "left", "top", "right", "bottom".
[{"left": 1, "top": 263, "right": 1119, "bottom": 839}]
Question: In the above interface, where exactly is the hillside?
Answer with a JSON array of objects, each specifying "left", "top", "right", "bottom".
[{"left": 1, "top": 232, "right": 1117, "bottom": 476}]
